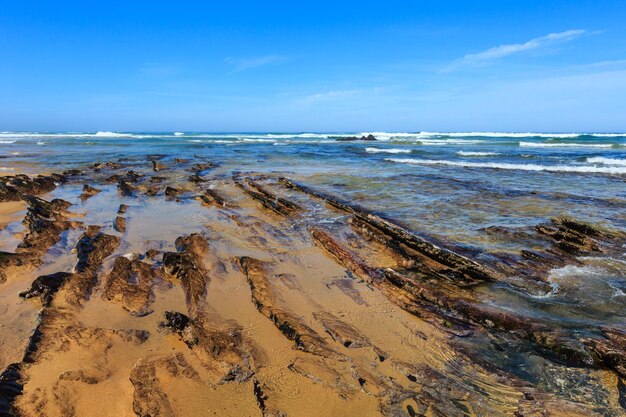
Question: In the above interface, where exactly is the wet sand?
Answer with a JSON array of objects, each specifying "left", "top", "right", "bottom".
[{"left": 0, "top": 159, "right": 624, "bottom": 417}]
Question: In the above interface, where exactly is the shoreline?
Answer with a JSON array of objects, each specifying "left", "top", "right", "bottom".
[{"left": 0, "top": 157, "right": 624, "bottom": 416}]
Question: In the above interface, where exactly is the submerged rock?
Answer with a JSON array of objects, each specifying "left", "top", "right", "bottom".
[{"left": 79, "top": 184, "right": 101, "bottom": 201}]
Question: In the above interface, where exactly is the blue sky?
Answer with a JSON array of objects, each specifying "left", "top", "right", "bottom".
[{"left": 1, "top": 0, "right": 625, "bottom": 132}]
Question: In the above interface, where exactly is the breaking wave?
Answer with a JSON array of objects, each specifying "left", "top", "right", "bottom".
[
  {"left": 385, "top": 158, "right": 626, "bottom": 174},
  {"left": 365, "top": 147, "right": 412, "bottom": 154},
  {"left": 519, "top": 141, "right": 615, "bottom": 148},
  {"left": 586, "top": 157, "right": 626, "bottom": 166},
  {"left": 456, "top": 151, "right": 500, "bottom": 157}
]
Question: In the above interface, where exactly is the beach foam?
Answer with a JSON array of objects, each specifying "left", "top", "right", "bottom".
[
  {"left": 365, "top": 147, "right": 412, "bottom": 154},
  {"left": 386, "top": 158, "right": 626, "bottom": 174}
]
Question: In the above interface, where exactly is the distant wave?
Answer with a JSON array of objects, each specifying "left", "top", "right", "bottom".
[
  {"left": 386, "top": 158, "right": 626, "bottom": 174},
  {"left": 417, "top": 139, "right": 486, "bottom": 145},
  {"left": 365, "top": 147, "right": 412, "bottom": 154},
  {"left": 586, "top": 157, "right": 626, "bottom": 166},
  {"left": 188, "top": 139, "right": 236, "bottom": 144},
  {"left": 93, "top": 131, "right": 135, "bottom": 137},
  {"left": 456, "top": 151, "right": 500, "bottom": 156},
  {"left": 0, "top": 140, "right": 16, "bottom": 144},
  {"left": 0, "top": 167, "right": 14, "bottom": 171},
  {"left": 519, "top": 141, "right": 615, "bottom": 148},
  {"left": 362, "top": 131, "right": 626, "bottom": 140},
  {"left": 0, "top": 131, "right": 149, "bottom": 139},
  {"left": 174, "top": 132, "right": 184, "bottom": 136}
]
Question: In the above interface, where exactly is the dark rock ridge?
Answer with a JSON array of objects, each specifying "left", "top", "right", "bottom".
[
  {"left": 335, "top": 134, "right": 377, "bottom": 141},
  {"left": 235, "top": 176, "right": 301, "bottom": 216},
  {"left": 103, "top": 256, "right": 156, "bottom": 316},
  {"left": 237, "top": 256, "right": 338, "bottom": 358},
  {"left": 0, "top": 196, "right": 73, "bottom": 283},
  {"left": 0, "top": 173, "right": 71, "bottom": 202},
  {"left": 162, "top": 234, "right": 210, "bottom": 312}
]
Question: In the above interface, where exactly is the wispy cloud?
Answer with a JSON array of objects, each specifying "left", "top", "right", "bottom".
[
  {"left": 301, "top": 89, "right": 362, "bottom": 102},
  {"left": 224, "top": 55, "right": 288, "bottom": 72},
  {"left": 442, "top": 29, "right": 586, "bottom": 73}
]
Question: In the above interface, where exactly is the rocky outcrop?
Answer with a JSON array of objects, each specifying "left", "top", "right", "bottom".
[
  {"left": 79, "top": 184, "right": 101, "bottom": 201},
  {"left": 162, "top": 234, "right": 210, "bottom": 313},
  {"left": 0, "top": 174, "right": 65, "bottom": 202},
  {"left": 335, "top": 135, "right": 377, "bottom": 141},
  {"left": 237, "top": 257, "right": 337, "bottom": 358},
  {"left": 195, "top": 189, "right": 226, "bottom": 207},
  {"left": 103, "top": 256, "right": 157, "bottom": 316},
  {"left": 64, "top": 227, "right": 120, "bottom": 306},
  {"left": 235, "top": 177, "right": 301, "bottom": 216}
]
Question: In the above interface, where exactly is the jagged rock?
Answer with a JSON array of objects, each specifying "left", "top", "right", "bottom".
[
  {"left": 0, "top": 363, "right": 23, "bottom": 416},
  {"left": 190, "top": 163, "right": 217, "bottom": 173},
  {"left": 90, "top": 161, "right": 121, "bottom": 171},
  {"left": 152, "top": 160, "right": 167, "bottom": 172},
  {"left": 238, "top": 257, "right": 337, "bottom": 358},
  {"left": 335, "top": 134, "right": 377, "bottom": 141},
  {"left": 162, "top": 234, "right": 209, "bottom": 311},
  {"left": 117, "top": 178, "right": 136, "bottom": 197},
  {"left": 195, "top": 189, "right": 226, "bottom": 207},
  {"left": 113, "top": 216, "right": 126, "bottom": 233},
  {"left": 188, "top": 174, "right": 206, "bottom": 183},
  {"left": 0, "top": 174, "right": 60, "bottom": 202},
  {"left": 118, "top": 204, "right": 128, "bottom": 214},
  {"left": 125, "top": 170, "right": 143, "bottom": 183},
  {"left": 235, "top": 177, "right": 300, "bottom": 216},
  {"left": 19, "top": 272, "right": 73, "bottom": 305},
  {"left": 63, "top": 229, "right": 120, "bottom": 305},
  {"left": 164, "top": 186, "right": 182, "bottom": 199},
  {"left": 16, "top": 196, "right": 72, "bottom": 256},
  {"left": 103, "top": 256, "right": 156, "bottom": 316},
  {"left": 79, "top": 184, "right": 101, "bottom": 201}
]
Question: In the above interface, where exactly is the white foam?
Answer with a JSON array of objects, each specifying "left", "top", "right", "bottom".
[
  {"left": 519, "top": 141, "right": 614, "bottom": 148},
  {"left": 0, "top": 167, "right": 15, "bottom": 171},
  {"left": 174, "top": 132, "right": 184, "bottom": 136},
  {"left": 456, "top": 151, "right": 500, "bottom": 156},
  {"left": 0, "top": 140, "right": 16, "bottom": 144},
  {"left": 36, "top": 141, "right": 45, "bottom": 145},
  {"left": 417, "top": 139, "right": 486, "bottom": 145},
  {"left": 385, "top": 158, "right": 626, "bottom": 174},
  {"left": 365, "top": 147, "right": 412, "bottom": 154},
  {"left": 586, "top": 157, "right": 626, "bottom": 166}
]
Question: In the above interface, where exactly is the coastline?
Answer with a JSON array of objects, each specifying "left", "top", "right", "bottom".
[{"left": 0, "top": 150, "right": 624, "bottom": 416}]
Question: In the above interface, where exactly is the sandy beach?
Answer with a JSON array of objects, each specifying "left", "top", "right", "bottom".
[{"left": 0, "top": 148, "right": 625, "bottom": 417}]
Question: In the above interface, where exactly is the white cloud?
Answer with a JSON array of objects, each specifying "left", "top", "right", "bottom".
[
  {"left": 442, "top": 29, "right": 586, "bottom": 72},
  {"left": 224, "top": 55, "right": 288, "bottom": 72}
]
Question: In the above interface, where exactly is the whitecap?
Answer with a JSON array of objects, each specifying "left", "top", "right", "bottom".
[
  {"left": 0, "top": 140, "right": 16, "bottom": 144},
  {"left": 0, "top": 167, "right": 15, "bottom": 171},
  {"left": 586, "top": 157, "right": 626, "bottom": 166},
  {"left": 417, "top": 139, "right": 486, "bottom": 145},
  {"left": 456, "top": 151, "right": 500, "bottom": 157},
  {"left": 385, "top": 158, "right": 626, "bottom": 174},
  {"left": 519, "top": 141, "right": 614, "bottom": 148},
  {"left": 365, "top": 147, "right": 412, "bottom": 154},
  {"left": 174, "top": 132, "right": 184, "bottom": 136},
  {"left": 36, "top": 141, "right": 45, "bottom": 145}
]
